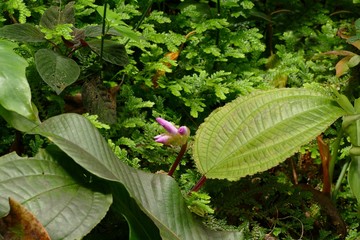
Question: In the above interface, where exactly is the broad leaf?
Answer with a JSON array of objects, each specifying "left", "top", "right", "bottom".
[
  {"left": 343, "top": 111, "right": 360, "bottom": 204},
  {"left": 111, "top": 183, "right": 161, "bottom": 240},
  {"left": 40, "top": 1, "right": 75, "bottom": 29},
  {"left": 31, "top": 113, "right": 243, "bottom": 240},
  {"left": 0, "top": 104, "right": 39, "bottom": 132},
  {"left": 0, "top": 40, "right": 38, "bottom": 121},
  {"left": 348, "top": 157, "right": 360, "bottom": 204},
  {"left": 193, "top": 88, "right": 345, "bottom": 180},
  {"left": 0, "top": 150, "right": 112, "bottom": 240},
  {"left": 0, "top": 24, "right": 45, "bottom": 42},
  {"left": 83, "top": 25, "right": 127, "bottom": 38},
  {"left": 87, "top": 39, "right": 129, "bottom": 66},
  {"left": 35, "top": 49, "right": 80, "bottom": 94}
]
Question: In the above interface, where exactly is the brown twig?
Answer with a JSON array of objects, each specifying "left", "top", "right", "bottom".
[
  {"left": 168, "top": 143, "right": 187, "bottom": 177},
  {"left": 317, "top": 135, "right": 331, "bottom": 195}
]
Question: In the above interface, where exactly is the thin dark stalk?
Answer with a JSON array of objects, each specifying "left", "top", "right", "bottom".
[
  {"left": 100, "top": 0, "right": 107, "bottom": 79},
  {"left": 168, "top": 143, "right": 187, "bottom": 177},
  {"left": 215, "top": 0, "right": 221, "bottom": 46},
  {"left": 329, "top": 128, "right": 343, "bottom": 183},
  {"left": 190, "top": 175, "right": 207, "bottom": 193},
  {"left": 124, "top": 0, "right": 153, "bottom": 46}
]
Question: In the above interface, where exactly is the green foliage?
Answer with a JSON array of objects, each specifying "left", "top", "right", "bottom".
[
  {"left": 29, "top": 113, "right": 243, "bottom": 239},
  {"left": 194, "top": 88, "right": 345, "bottom": 180},
  {"left": 185, "top": 191, "right": 214, "bottom": 217},
  {"left": 0, "top": 40, "right": 39, "bottom": 128},
  {"left": 1, "top": 0, "right": 31, "bottom": 23},
  {"left": 0, "top": 149, "right": 113, "bottom": 240},
  {"left": 1, "top": 0, "right": 360, "bottom": 239},
  {"left": 35, "top": 49, "right": 80, "bottom": 94}
]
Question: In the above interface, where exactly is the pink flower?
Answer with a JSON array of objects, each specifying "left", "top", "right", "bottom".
[{"left": 154, "top": 117, "right": 190, "bottom": 146}]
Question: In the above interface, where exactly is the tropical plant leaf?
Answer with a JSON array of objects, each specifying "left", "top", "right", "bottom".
[
  {"left": 0, "top": 24, "right": 46, "bottom": 42},
  {"left": 0, "top": 40, "right": 38, "bottom": 121},
  {"left": 193, "top": 88, "right": 345, "bottom": 180},
  {"left": 87, "top": 39, "right": 129, "bottom": 66},
  {"left": 83, "top": 25, "right": 121, "bottom": 37},
  {"left": 31, "top": 113, "right": 243, "bottom": 240},
  {"left": 0, "top": 150, "right": 112, "bottom": 240},
  {"left": 40, "top": 1, "right": 75, "bottom": 29},
  {"left": 35, "top": 49, "right": 80, "bottom": 94},
  {"left": 343, "top": 107, "right": 360, "bottom": 204},
  {"left": 0, "top": 104, "right": 39, "bottom": 132},
  {"left": 348, "top": 156, "right": 360, "bottom": 204},
  {"left": 110, "top": 183, "right": 161, "bottom": 240}
]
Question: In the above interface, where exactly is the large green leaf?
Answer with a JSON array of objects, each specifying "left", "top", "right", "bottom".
[
  {"left": 194, "top": 88, "right": 345, "bottom": 180},
  {"left": 0, "top": 40, "right": 38, "bottom": 121},
  {"left": 31, "top": 113, "right": 243, "bottom": 240},
  {"left": 0, "top": 104, "right": 39, "bottom": 132},
  {"left": 0, "top": 149, "right": 112, "bottom": 240},
  {"left": 40, "top": 1, "right": 75, "bottom": 29},
  {"left": 343, "top": 103, "right": 360, "bottom": 205},
  {"left": 0, "top": 24, "right": 45, "bottom": 42},
  {"left": 348, "top": 156, "right": 360, "bottom": 204},
  {"left": 87, "top": 39, "right": 129, "bottom": 66},
  {"left": 35, "top": 49, "right": 80, "bottom": 94},
  {"left": 110, "top": 183, "right": 161, "bottom": 240}
]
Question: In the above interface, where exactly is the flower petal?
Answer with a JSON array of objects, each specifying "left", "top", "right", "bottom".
[
  {"left": 156, "top": 117, "right": 178, "bottom": 134},
  {"left": 154, "top": 134, "right": 171, "bottom": 144},
  {"left": 178, "top": 126, "right": 190, "bottom": 136}
]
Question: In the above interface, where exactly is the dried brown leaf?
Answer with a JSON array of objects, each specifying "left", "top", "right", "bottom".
[{"left": 0, "top": 198, "right": 51, "bottom": 240}]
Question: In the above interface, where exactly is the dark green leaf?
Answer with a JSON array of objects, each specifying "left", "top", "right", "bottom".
[
  {"left": 111, "top": 183, "right": 161, "bottom": 240},
  {"left": 61, "top": 1, "right": 75, "bottom": 25},
  {"left": 40, "top": 2, "right": 75, "bottom": 29},
  {"left": 0, "top": 24, "right": 45, "bottom": 42},
  {"left": 35, "top": 49, "right": 80, "bottom": 94},
  {"left": 83, "top": 25, "right": 122, "bottom": 37},
  {"left": 40, "top": 6, "right": 60, "bottom": 29},
  {"left": 87, "top": 39, "right": 129, "bottom": 66},
  {"left": 348, "top": 157, "right": 360, "bottom": 205}
]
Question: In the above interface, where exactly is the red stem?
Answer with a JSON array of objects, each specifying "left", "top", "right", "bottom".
[
  {"left": 190, "top": 175, "right": 207, "bottom": 192},
  {"left": 168, "top": 143, "right": 187, "bottom": 177}
]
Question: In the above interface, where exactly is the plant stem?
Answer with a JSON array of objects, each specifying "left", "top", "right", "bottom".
[
  {"left": 124, "top": 0, "right": 153, "bottom": 47},
  {"left": 329, "top": 128, "right": 343, "bottom": 183},
  {"left": 100, "top": 0, "right": 107, "bottom": 79},
  {"left": 168, "top": 143, "right": 187, "bottom": 177},
  {"left": 332, "top": 160, "right": 350, "bottom": 200},
  {"left": 190, "top": 175, "right": 207, "bottom": 192},
  {"left": 215, "top": 0, "right": 221, "bottom": 46}
]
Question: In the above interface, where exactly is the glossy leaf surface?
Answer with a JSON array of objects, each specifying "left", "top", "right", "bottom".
[{"left": 194, "top": 88, "right": 345, "bottom": 180}]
